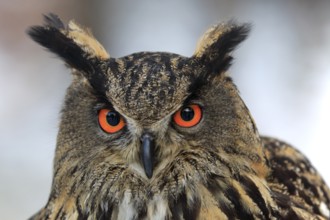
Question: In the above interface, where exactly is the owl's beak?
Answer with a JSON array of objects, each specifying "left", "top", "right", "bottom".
[{"left": 140, "top": 133, "right": 155, "bottom": 179}]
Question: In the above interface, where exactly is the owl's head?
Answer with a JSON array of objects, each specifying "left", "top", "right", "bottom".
[{"left": 29, "top": 14, "right": 264, "bottom": 194}]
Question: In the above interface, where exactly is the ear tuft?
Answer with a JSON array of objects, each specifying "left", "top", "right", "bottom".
[
  {"left": 65, "top": 20, "right": 110, "bottom": 60},
  {"left": 27, "top": 13, "right": 109, "bottom": 73},
  {"left": 193, "top": 22, "right": 251, "bottom": 73}
]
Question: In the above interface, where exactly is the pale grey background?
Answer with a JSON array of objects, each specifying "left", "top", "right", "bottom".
[{"left": 0, "top": 1, "right": 329, "bottom": 219}]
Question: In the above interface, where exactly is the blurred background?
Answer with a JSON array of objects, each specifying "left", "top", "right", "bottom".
[{"left": 0, "top": 0, "right": 329, "bottom": 219}]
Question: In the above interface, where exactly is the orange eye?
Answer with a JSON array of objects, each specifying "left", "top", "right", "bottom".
[
  {"left": 173, "top": 104, "right": 202, "bottom": 128},
  {"left": 98, "top": 109, "right": 126, "bottom": 133}
]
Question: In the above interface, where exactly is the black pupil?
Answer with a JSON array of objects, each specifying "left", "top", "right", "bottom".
[
  {"left": 106, "top": 111, "right": 120, "bottom": 126},
  {"left": 181, "top": 107, "right": 194, "bottom": 121}
]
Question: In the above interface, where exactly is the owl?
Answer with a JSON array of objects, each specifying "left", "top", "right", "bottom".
[{"left": 27, "top": 13, "right": 330, "bottom": 220}]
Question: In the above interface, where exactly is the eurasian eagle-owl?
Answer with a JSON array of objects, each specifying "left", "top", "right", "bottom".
[{"left": 27, "top": 14, "right": 330, "bottom": 220}]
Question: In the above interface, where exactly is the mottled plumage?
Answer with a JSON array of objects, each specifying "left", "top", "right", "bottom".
[{"left": 28, "top": 14, "right": 330, "bottom": 220}]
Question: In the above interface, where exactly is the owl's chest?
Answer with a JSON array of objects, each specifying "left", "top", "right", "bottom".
[
  {"left": 107, "top": 187, "right": 226, "bottom": 220},
  {"left": 98, "top": 181, "right": 268, "bottom": 220}
]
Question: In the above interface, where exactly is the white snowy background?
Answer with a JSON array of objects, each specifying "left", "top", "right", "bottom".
[{"left": 0, "top": 1, "right": 329, "bottom": 219}]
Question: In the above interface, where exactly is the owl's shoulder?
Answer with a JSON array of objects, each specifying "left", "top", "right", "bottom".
[{"left": 262, "top": 136, "right": 330, "bottom": 219}]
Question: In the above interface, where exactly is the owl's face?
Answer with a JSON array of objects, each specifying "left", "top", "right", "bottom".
[
  {"left": 58, "top": 51, "right": 256, "bottom": 179},
  {"left": 29, "top": 14, "right": 266, "bottom": 216}
]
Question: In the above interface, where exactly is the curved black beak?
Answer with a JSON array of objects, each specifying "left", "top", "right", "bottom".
[{"left": 140, "top": 133, "right": 155, "bottom": 179}]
